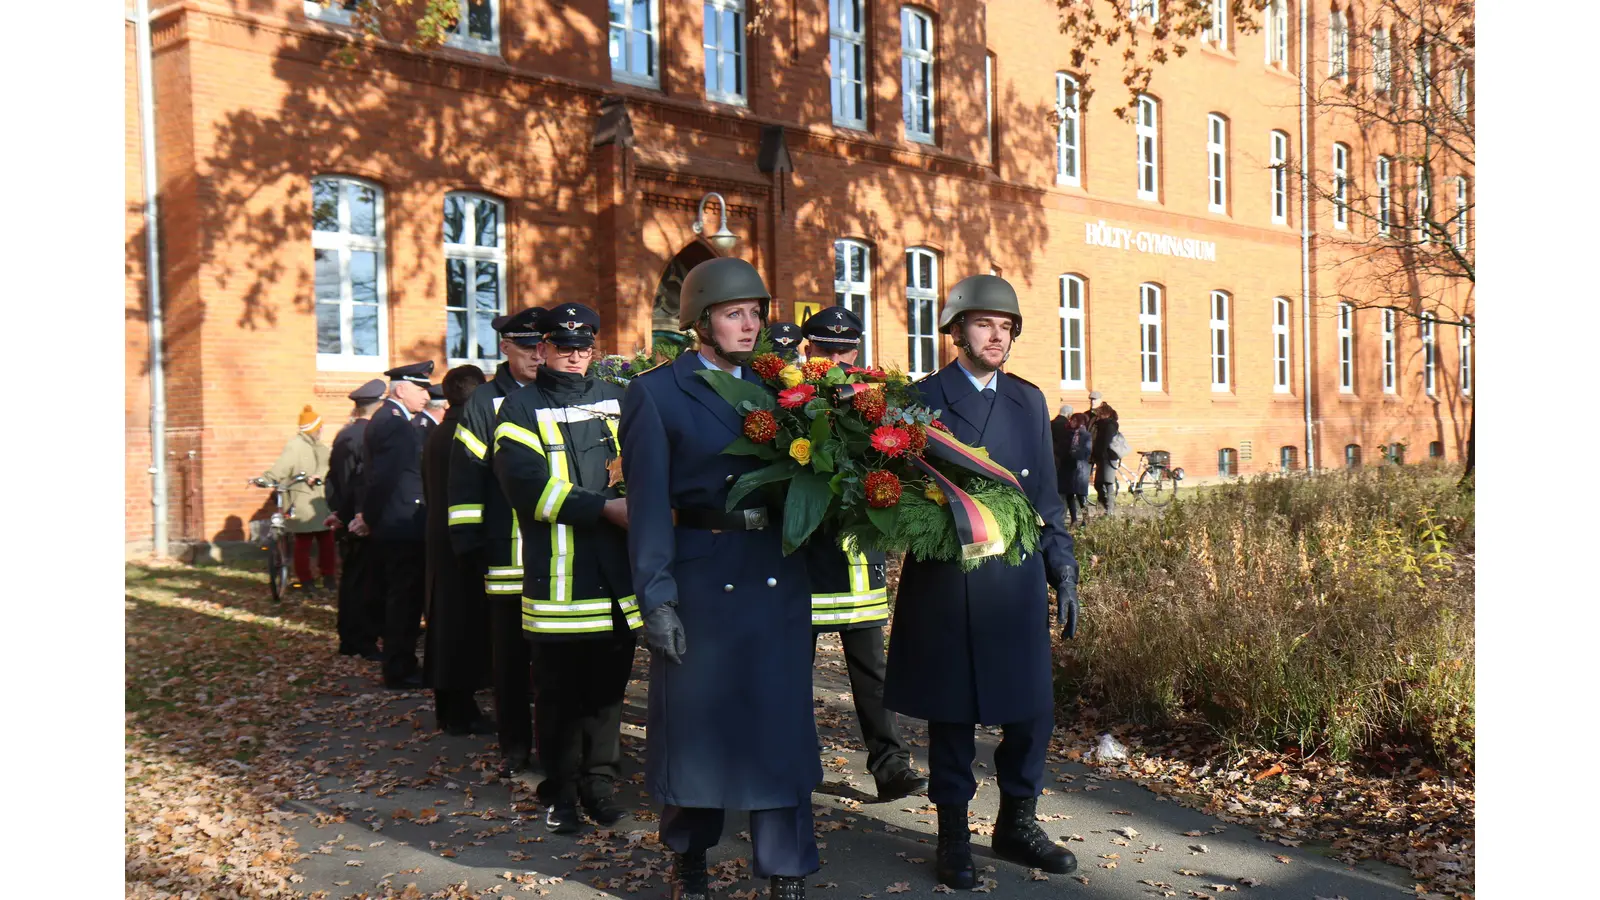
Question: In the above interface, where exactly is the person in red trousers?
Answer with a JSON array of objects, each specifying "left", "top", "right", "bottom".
[{"left": 262, "top": 405, "right": 337, "bottom": 594}]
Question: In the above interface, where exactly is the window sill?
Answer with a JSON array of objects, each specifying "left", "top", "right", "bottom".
[
  {"left": 442, "top": 37, "right": 501, "bottom": 57},
  {"left": 1056, "top": 175, "right": 1082, "bottom": 189},
  {"left": 1207, "top": 205, "right": 1229, "bottom": 216},
  {"left": 1337, "top": 391, "right": 1361, "bottom": 402},
  {"left": 906, "top": 133, "right": 937, "bottom": 147},
  {"left": 707, "top": 93, "right": 750, "bottom": 109},
  {"left": 1199, "top": 41, "right": 1236, "bottom": 61},
  {"left": 1135, "top": 193, "right": 1161, "bottom": 204},
  {"left": 611, "top": 71, "right": 662, "bottom": 91},
  {"left": 831, "top": 118, "right": 869, "bottom": 133}
]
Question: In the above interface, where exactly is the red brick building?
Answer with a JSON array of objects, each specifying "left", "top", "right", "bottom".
[{"left": 125, "top": 0, "right": 1473, "bottom": 554}]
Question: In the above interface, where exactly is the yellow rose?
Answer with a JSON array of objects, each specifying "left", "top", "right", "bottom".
[
  {"left": 778, "top": 365, "right": 805, "bottom": 388},
  {"left": 789, "top": 437, "right": 812, "bottom": 466},
  {"left": 924, "top": 481, "right": 948, "bottom": 506}
]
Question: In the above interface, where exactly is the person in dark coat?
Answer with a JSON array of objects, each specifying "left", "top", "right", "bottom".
[
  {"left": 1089, "top": 404, "right": 1121, "bottom": 514},
  {"left": 768, "top": 320, "right": 804, "bottom": 362},
  {"left": 884, "top": 274, "right": 1080, "bottom": 888},
  {"left": 1049, "top": 402, "right": 1074, "bottom": 517},
  {"left": 422, "top": 365, "right": 493, "bottom": 734},
  {"left": 1065, "top": 413, "right": 1093, "bottom": 525},
  {"left": 800, "top": 305, "right": 926, "bottom": 802},
  {"left": 357, "top": 360, "right": 434, "bottom": 689},
  {"left": 621, "top": 258, "right": 821, "bottom": 900},
  {"left": 324, "top": 378, "right": 386, "bottom": 659},
  {"left": 494, "top": 303, "right": 638, "bottom": 835}
]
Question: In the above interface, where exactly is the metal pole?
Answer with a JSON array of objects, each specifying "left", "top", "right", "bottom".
[
  {"left": 135, "top": 0, "right": 169, "bottom": 557},
  {"left": 1297, "top": 0, "right": 1316, "bottom": 471}
]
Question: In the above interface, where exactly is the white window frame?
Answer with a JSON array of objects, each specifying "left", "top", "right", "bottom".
[
  {"left": 1376, "top": 155, "right": 1392, "bottom": 237},
  {"left": 834, "top": 239, "right": 874, "bottom": 366},
  {"left": 901, "top": 7, "right": 936, "bottom": 144},
  {"left": 1416, "top": 164, "right": 1432, "bottom": 244},
  {"left": 444, "top": 192, "right": 507, "bottom": 370},
  {"left": 1139, "top": 282, "right": 1163, "bottom": 391},
  {"left": 1136, "top": 94, "right": 1159, "bottom": 201},
  {"left": 610, "top": 0, "right": 660, "bottom": 88},
  {"left": 829, "top": 0, "right": 868, "bottom": 129},
  {"left": 1454, "top": 66, "right": 1470, "bottom": 116},
  {"left": 1373, "top": 27, "right": 1392, "bottom": 93},
  {"left": 1332, "top": 142, "right": 1350, "bottom": 230},
  {"left": 703, "top": 0, "right": 748, "bottom": 106},
  {"left": 906, "top": 247, "right": 939, "bottom": 379},
  {"left": 1209, "top": 290, "right": 1230, "bottom": 391},
  {"left": 1205, "top": 0, "right": 1228, "bottom": 49},
  {"left": 443, "top": 0, "right": 499, "bottom": 55},
  {"left": 1130, "top": 0, "right": 1159, "bottom": 22},
  {"left": 1381, "top": 308, "right": 1397, "bottom": 393},
  {"left": 1056, "top": 73, "right": 1081, "bottom": 186},
  {"left": 1421, "top": 311, "right": 1437, "bottom": 396},
  {"left": 304, "top": 0, "right": 359, "bottom": 26},
  {"left": 1329, "top": 8, "right": 1349, "bottom": 78},
  {"left": 1059, "top": 274, "right": 1087, "bottom": 390},
  {"left": 1337, "top": 302, "right": 1354, "bottom": 392},
  {"left": 1265, "top": 0, "right": 1288, "bottom": 66},
  {"left": 1206, "top": 113, "right": 1227, "bottom": 213},
  {"left": 1272, "top": 296, "right": 1291, "bottom": 393},
  {"left": 1459, "top": 316, "right": 1472, "bottom": 396},
  {"left": 1413, "top": 39, "right": 1431, "bottom": 107},
  {"left": 1269, "top": 130, "right": 1289, "bottom": 225},
  {"left": 1454, "top": 176, "right": 1469, "bottom": 251},
  {"left": 312, "top": 175, "right": 389, "bottom": 371}
]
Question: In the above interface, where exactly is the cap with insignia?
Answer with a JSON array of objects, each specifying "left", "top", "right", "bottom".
[
  {"left": 499, "top": 307, "right": 546, "bottom": 347},
  {"left": 768, "top": 322, "right": 803, "bottom": 360},
  {"left": 347, "top": 378, "right": 386, "bottom": 403},
  {"left": 384, "top": 360, "right": 435, "bottom": 386},
  {"left": 540, "top": 303, "right": 602, "bottom": 349},
  {"left": 800, "top": 306, "right": 864, "bottom": 348},
  {"left": 427, "top": 383, "right": 446, "bottom": 401}
]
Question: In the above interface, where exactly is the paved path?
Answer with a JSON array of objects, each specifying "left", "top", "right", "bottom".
[{"left": 281, "top": 635, "right": 1414, "bottom": 900}]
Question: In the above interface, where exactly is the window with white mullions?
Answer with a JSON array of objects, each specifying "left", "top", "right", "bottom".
[
  {"left": 830, "top": 0, "right": 868, "bottom": 129},
  {"left": 1130, "top": 0, "right": 1159, "bottom": 22},
  {"left": 1413, "top": 39, "right": 1432, "bottom": 107},
  {"left": 1136, "top": 94, "right": 1159, "bottom": 201},
  {"left": 1139, "top": 283, "right": 1163, "bottom": 391},
  {"left": 1059, "top": 274, "right": 1087, "bottom": 389},
  {"left": 1204, "top": 0, "right": 1227, "bottom": 48},
  {"left": 901, "top": 7, "right": 935, "bottom": 143},
  {"left": 1416, "top": 164, "right": 1432, "bottom": 244},
  {"left": 1269, "top": 130, "right": 1289, "bottom": 224},
  {"left": 1056, "top": 73, "right": 1081, "bottom": 186},
  {"left": 304, "top": 0, "right": 360, "bottom": 26},
  {"left": 1265, "top": 0, "right": 1288, "bottom": 66},
  {"left": 1454, "top": 176, "right": 1469, "bottom": 251},
  {"left": 1207, "top": 113, "right": 1227, "bottom": 213},
  {"left": 1421, "top": 311, "right": 1437, "bottom": 395},
  {"left": 906, "top": 248, "right": 939, "bottom": 379},
  {"left": 1332, "top": 143, "right": 1350, "bottom": 230},
  {"left": 610, "top": 0, "right": 659, "bottom": 87},
  {"left": 1329, "top": 8, "right": 1349, "bottom": 78},
  {"left": 1376, "top": 155, "right": 1392, "bottom": 237},
  {"left": 1459, "top": 316, "right": 1472, "bottom": 396},
  {"left": 834, "top": 239, "right": 873, "bottom": 365},
  {"left": 704, "top": 0, "right": 747, "bottom": 105},
  {"left": 1209, "top": 290, "right": 1231, "bottom": 391},
  {"left": 1337, "top": 302, "right": 1354, "bottom": 393},
  {"left": 443, "top": 0, "right": 498, "bottom": 54},
  {"left": 1381, "top": 308, "right": 1396, "bottom": 393},
  {"left": 444, "top": 192, "right": 507, "bottom": 369},
  {"left": 1373, "top": 27, "right": 1392, "bottom": 93},
  {"left": 1454, "top": 66, "right": 1470, "bottom": 116},
  {"left": 1272, "top": 296, "right": 1291, "bottom": 393},
  {"left": 312, "top": 175, "right": 388, "bottom": 369}
]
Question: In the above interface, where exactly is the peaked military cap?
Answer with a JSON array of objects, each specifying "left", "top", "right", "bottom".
[
  {"left": 768, "top": 322, "right": 803, "bottom": 360},
  {"left": 490, "top": 314, "right": 512, "bottom": 333},
  {"left": 427, "top": 383, "right": 446, "bottom": 400},
  {"left": 541, "top": 303, "right": 602, "bottom": 349},
  {"left": 347, "top": 378, "right": 387, "bottom": 403},
  {"left": 384, "top": 360, "right": 435, "bottom": 386},
  {"left": 801, "top": 306, "right": 864, "bottom": 347},
  {"left": 499, "top": 307, "right": 546, "bottom": 347}
]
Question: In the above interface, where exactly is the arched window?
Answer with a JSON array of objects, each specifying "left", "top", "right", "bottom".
[
  {"left": 1329, "top": 8, "right": 1349, "bottom": 78},
  {"left": 905, "top": 247, "right": 939, "bottom": 378},
  {"left": 1265, "top": 0, "right": 1289, "bottom": 66},
  {"left": 900, "top": 7, "right": 936, "bottom": 143},
  {"left": 1139, "top": 283, "right": 1163, "bottom": 390},
  {"left": 1376, "top": 155, "right": 1392, "bottom": 236},
  {"left": 1332, "top": 142, "right": 1350, "bottom": 229},
  {"left": 834, "top": 239, "right": 873, "bottom": 365},
  {"left": 1344, "top": 444, "right": 1362, "bottom": 468},
  {"left": 312, "top": 175, "right": 387, "bottom": 368},
  {"left": 1269, "top": 130, "right": 1289, "bottom": 224},
  {"left": 1207, "top": 113, "right": 1228, "bottom": 213},
  {"left": 1337, "top": 302, "right": 1355, "bottom": 393},
  {"left": 1280, "top": 445, "right": 1299, "bottom": 472},
  {"left": 1218, "top": 447, "right": 1238, "bottom": 477},
  {"left": 1056, "top": 73, "right": 1081, "bottom": 186},
  {"left": 1373, "top": 26, "right": 1393, "bottom": 93},
  {"left": 1059, "top": 274, "right": 1087, "bottom": 388},
  {"left": 1272, "top": 296, "right": 1291, "bottom": 393},
  {"left": 1136, "top": 94, "right": 1160, "bottom": 200},
  {"left": 1209, "top": 290, "right": 1230, "bottom": 390},
  {"left": 444, "top": 192, "right": 507, "bottom": 368}
]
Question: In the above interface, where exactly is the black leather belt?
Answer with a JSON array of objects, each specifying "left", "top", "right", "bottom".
[{"left": 673, "top": 507, "right": 772, "bottom": 531}]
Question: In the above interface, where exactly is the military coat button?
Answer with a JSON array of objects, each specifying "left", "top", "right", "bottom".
[
  {"left": 766, "top": 577, "right": 777, "bottom": 587},
  {"left": 725, "top": 474, "right": 735, "bottom": 484},
  {"left": 1020, "top": 468, "right": 1030, "bottom": 477},
  {"left": 723, "top": 583, "right": 734, "bottom": 592}
]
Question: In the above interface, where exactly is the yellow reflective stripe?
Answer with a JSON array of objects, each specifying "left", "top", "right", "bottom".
[
  {"left": 493, "top": 421, "right": 546, "bottom": 456},
  {"left": 521, "top": 595, "right": 635, "bottom": 634},
  {"left": 448, "top": 504, "right": 484, "bottom": 524},
  {"left": 846, "top": 546, "right": 871, "bottom": 595},
  {"left": 619, "top": 595, "right": 643, "bottom": 631},
  {"left": 534, "top": 411, "right": 576, "bottom": 608},
  {"left": 535, "top": 480, "right": 573, "bottom": 522},
  {"left": 454, "top": 424, "right": 488, "bottom": 459},
  {"left": 486, "top": 566, "right": 524, "bottom": 578}
]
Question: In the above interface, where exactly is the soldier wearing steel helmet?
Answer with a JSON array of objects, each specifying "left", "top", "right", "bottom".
[
  {"left": 883, "top": 274, "right": 1082, "bottom": 887},
  {"left": 620, "top": 257, "right": 821, "bottom": 900}
]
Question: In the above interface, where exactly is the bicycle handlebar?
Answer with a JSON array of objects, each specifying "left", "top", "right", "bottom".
[{"left": 248, "top": 473, "right": 323, "bottom": 489}]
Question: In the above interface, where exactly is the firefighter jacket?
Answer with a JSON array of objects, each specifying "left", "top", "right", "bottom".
[
  {"left": 492, "top": 367, "right": 640, "bottom": 639},
  {"left": 446, "top": 363, "right": 525, "bottom": 597},
  {"left": 805, "top": 537, "right": 890, "bottom": 632}
]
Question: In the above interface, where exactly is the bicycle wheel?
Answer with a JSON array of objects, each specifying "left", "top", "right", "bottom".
[
  {"left": 1138, "top": 466, "right": 1177, "bottom": 507},
  {"left": 268, "top": 534, "right": 289, "bottom": 601}
]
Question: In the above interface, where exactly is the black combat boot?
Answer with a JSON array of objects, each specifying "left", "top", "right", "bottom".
[
  {"left": 990, "top": 794, "right": 1076, "bottom": 874},
  {"left": 544, "top": 799, "right": 582, "bottom": 835},
  {"left": 769, "top": 875, "right": 805, "bottom": 900},
  {"left": 935, "top": 804, "right": 977, "bottom": 890},
  {"left": 672, "top": 850, "right": 710, "bottom": 900}
]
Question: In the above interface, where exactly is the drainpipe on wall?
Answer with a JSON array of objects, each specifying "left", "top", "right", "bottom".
[
  {"left": 1297, "top": 0, "right": 1316, "bottom": 471},
  {"left": 135, "top": 0, "right": 169, "bottom": 557}
]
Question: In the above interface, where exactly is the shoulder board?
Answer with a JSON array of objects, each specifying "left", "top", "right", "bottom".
[
  {"left": 389, "top": 407, "right": 401, "bottom": 416},
  {"left": 632, "top": 360, "right": 671, "bottom": 380}
]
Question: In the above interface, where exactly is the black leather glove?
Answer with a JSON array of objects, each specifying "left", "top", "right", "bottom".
[
  {"left": 642, "top": 604, "right": 687, "bottom": 664},
  {"left": 1052, "top": 565, "right": 1080, "bottom": 639}
]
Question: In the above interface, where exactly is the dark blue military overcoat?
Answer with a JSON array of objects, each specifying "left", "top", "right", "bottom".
[
  {"left": 883, "top": 364, "right": 1077, "bottom": 725},
  {"left": 620, "top": 352, "right": 822, "bottom": 810},
  {"left": 360, "top": 399, "right": 427, "bottom": 543}
]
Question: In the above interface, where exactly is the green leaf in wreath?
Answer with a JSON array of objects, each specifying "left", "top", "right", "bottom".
[
  {"left": 722, "top": 435, "right": 782, "bottom": 460},
  {"left": 694, "top": 368, "right": 776, "bottom": 412},
  {"left": 811, "top": 440, "right": 835, "bottom": 473},
  {"left": 725, "top": 459, "right": 800, "bottom": 511},
  {"left": 823, "top": 366, "right": 847, "bottom": 386},
  {"left": 866, "top": 502, "right": 901, "bottom": 539},
  {"left": 782, "top": 472, "right": 834, "bottom": 554}
]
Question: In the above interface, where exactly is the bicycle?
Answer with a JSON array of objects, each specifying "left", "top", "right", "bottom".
[
  {"left": 1112, "top": 450, "right": 1185, "bottom": 508},
  {"left": 249, "top": 473, "right": 320, "bottom": 601}
]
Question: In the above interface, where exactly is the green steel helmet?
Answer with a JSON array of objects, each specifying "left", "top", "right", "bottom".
[
  {"left": 678, "top": 257, "right": 772, "bottom": 330},
  {"left": 939, "top": 274, "right": 1023, "bottom": 337}
]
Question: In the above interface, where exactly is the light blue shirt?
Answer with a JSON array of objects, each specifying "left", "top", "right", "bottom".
[
  {"left": 955, "top": 359, "right": 1000, "bottom": 394},
  {"left": 697, "top": 351, "right": 743, "bottom": 381}
]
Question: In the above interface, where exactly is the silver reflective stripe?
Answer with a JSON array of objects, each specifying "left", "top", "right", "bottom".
[{"left": 486, "top": 567, "right": 524, "bottom": 578}]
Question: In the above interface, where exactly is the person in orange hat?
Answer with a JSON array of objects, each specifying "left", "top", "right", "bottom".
[{"left": 260, "top": 404, "right": 336, "bottom": 594}]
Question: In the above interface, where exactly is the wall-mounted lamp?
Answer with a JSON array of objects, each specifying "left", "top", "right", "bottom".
[{"left": 693, "top": 191, "right": 738, "bottom": 254}]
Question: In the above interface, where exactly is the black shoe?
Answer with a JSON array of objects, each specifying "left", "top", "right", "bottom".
[
  {"left": 384, "top": 672, "right": 424, "bottom": 690},
  {"left": 991, "top": 794, "right": 1076, "bottom": 875},
  {"left": 582, "top": 791, "right": 627, "bottom": 827},
  {"left": 322, "top": 574, "right": 337, "bottom": 591},
  {"left": 875, "top": 767, "right": 930, "bottom": 803},
  {"left": 545, "top": 801, "right": 582, "bottom": 834},
  {"left": 935, "top": 804, "right": 977, "bottom": 890},
  {"left": 672, "top": 851, "right": 710, "bottom": 900},
  {"left": 769, "top": 876, "right": 805, "bottom": 900},
  {"left": 498, "top": 752, "right": 532, "bottom": 778}
]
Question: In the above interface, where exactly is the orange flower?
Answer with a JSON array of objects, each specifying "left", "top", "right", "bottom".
[
  {"left": 750, "top": 353, "right": 786, "bottom": 381},
  {"left": 852, "top": 389, "right": 887, "bottom": 424},
  {"left": 802, "top": 358, "right": 836, "bottom": 381},
  {"left": 864, "top": 470, "right": 902, "bottom": 508},
  {"left": 743, "top": 409, "right": 778, "bottom": 443}
]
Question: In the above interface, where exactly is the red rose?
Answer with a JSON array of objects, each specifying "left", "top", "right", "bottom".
[
  {"left": 871, "top": 425, "right": 912, "bottom": 458},
  {"left": 852, "top": 388, "right": 887, "bottom": 423},
  {"left": 864, "top": 470, "right": 902, "bottom": 508},
  {"left": 751, "top": 353, "right": 786, "bottom": 381},
  {"left": 777, "top": 384, "right": 817, "bottom": 409},
  {"left": 743, "top": 409, "right": 778, "bottom": 443}
]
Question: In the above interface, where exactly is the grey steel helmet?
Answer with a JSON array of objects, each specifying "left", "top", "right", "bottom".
[
  {"left": 938, "top": 274, "right": 1023, "bottom": 337},
  {"left": 678, "top": 257, "right": 772, "bottom": 330}
]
